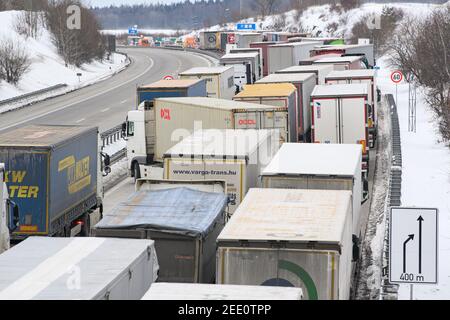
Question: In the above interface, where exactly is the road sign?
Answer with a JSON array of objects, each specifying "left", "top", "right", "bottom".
[
  {"left": 128, "top": 27, "right": 138, "bottom": 35},
  {"left": 236, "top": 23, "right": 256, "bottom": 31},
  {"left": 163, "top": 75, "right": 174, "bottom": 80},
  {"left": 389, "top": 207, "right": 438, "bottom": 284},
  {"left": 390, "top": 70, "right": 403, "bottom": 83}
]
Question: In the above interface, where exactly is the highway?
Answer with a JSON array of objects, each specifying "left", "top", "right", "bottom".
[{"left": 0, "top": 47, "right": 214, "bottom": 133}]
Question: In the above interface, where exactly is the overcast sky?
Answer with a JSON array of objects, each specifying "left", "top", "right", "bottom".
[{"left": 82, "top": 0, "right": 187, "bottom": 7}]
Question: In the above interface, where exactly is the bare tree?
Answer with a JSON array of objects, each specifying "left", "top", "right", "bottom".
[
  {"left": 14, "top": 11, "right": 45, "bottom": 39},
  {"left": 254, "top": 0, "right": 277, "bottom": 19},
  {"left": 0, "top": 38, "right": 31, "bottom": 85}
]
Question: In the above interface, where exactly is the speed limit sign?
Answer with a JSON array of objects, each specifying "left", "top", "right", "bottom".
[
  {"left": 163, "top": 75, "right": 174, "bottom": 80},
  {"left": 391, "top": 70, "right": 403, "bottom": 83}
]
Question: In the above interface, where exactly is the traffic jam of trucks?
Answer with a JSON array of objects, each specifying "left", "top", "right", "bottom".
[{"left": 0, "top": 29, "right": 384, "bottom": 300}]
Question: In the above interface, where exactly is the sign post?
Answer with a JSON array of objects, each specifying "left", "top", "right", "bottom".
[
  {"left": 390, "top": 70, "right": 403, "bottom": 105},
  {"left": 389, "top": 207, "right": 438, "bottom": 300}
]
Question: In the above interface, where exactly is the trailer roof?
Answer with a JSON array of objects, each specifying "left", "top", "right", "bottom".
[
  {"left": 156, "top": 97, "right": 287, "bottom": 111},
  {"left": 314, "top": 44, "right": 373, "bottom": 50},
  {"left": 217, "top": 188, "right": 351, "bottom": 243},
  {"left": 95, "top": 187, "right": 227, "bottom": 238},
  {"left": 276, "top": 64, "right": 334, "bottom": 73},
  {"left": 139, "top": 79, "right": 203, "bottom": 89},
  {"left": 311, "top": 83, "right": 368, "bottom": 97},
  {"left": 220, "top": 52, "right": 259, "bottom": 59},
  {"left": 234, "top": 83, "right": 297, "bottom": 98},
  {"left": 256, "top": 72, "right": 316, "bottom": 84},
  {"left": 269, "top": 41, "right": 318, "bottom": 48},
  {"left": 262, "top": 143, "right": 361, "bottom": 177},
  {"left": 164, "top": 129, "right": 273, "bottom": 159},
  {"left": 179, "top": 66, "right": 233, "bottom": 75},
  {"left": 326, "top": 69, "right": 376, "bottom": 79},
  {"left": 313, "top": 56, "right": 362, "bottom": 63},
  {"left": 0, "top": 237, "right": 156, "bottom": 299},
  {"left": 142, "top": 283, "right": 303, "bottom": 300},
  {"left": 0, "top": 125, "right": 97, "bottom": 148}
]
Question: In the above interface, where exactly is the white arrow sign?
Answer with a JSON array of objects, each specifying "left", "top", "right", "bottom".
[{"left": 389, "top": 207, "right": 438, "bottom": 284}]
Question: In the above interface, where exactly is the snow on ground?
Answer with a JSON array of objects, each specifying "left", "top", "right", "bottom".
[
  {"left": 102, "top": 139, "right": 126, "bottom": 156},
  {"left": 101, "top": 29, "right": 187, "bottom": 36},
  {"left": 0, "top": 11, "right": 129, "bottom": 111},
  {"left": 376, "top": 55, "right": 450, "bottom": 299},
  {"left": 103, "top": 157, "right": 128, "bottom": 191}
]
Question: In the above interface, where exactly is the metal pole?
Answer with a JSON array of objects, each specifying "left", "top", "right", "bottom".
[
  {"left": 396, "top": 84, "right": 398, "bottom": 107},
  {"left": 410, "top": 284, "right": 414, "bottom": 300}
]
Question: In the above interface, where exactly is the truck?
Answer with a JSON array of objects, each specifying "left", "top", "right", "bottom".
[
  {"left": 275, "top": 64, "right": 334, "bottom": 85},
  {"left": 313, "top": 56, "right": 366, "bottom": 71},
  {"left": 234, "top": 32, "right": 263, "bottom": 48},
  {"left": 93, "top": 179, "right": 228, "bottom": 283},
  {"left": 310, "top": 84, "right": 370, "bottom": 175},
  {"left": 256, "top": 73, "right": 316, "bottom": 142},
  {"left": 216, "top": 188, "right": 354, "bottom": 300},
  {"left": 311, "top": 44, "right": 375, "bottom": 68},
  {"left": 0, "top": 163, "right": 19, "bottom": 253},
  {"left": 250, "top": 41, "right": 283, "bottom": 76},
  {"left": 0, "top": 237, "right": 158, "bottom": 300},
  {"left": 228, "top": 48, "right": 263, "bottom": 79},
  {"left": 260, "top": 143, "right": 365, "bottom": 237},
  {"left": 136, "top": 79, "right": 207, "bottom": 107},
  {"left": 123, "top": 97, "right": 291, "bottom": 176},
  {"left": 142, "top": 283, "right": 303, "bottom": 300},
  {"left": 233, "top": 83, "right": 298, "bottom": 142},
  {"left": 219, "top": 52, "right": 261, "bottom": 91},
  {"left": 199, "top": 31, "right": 219, "bottom": 50},
  {"left": 163, "top": 129, "right": 280, "bottom": 214},
  {"left": 179, "top": 66, "right": 235, "bottom": 100},
  {"left": 0, "top": 125, "right": 111, "bottom": 241},
  {"left": 267, "top": 42, "right": 318, "bottom": 74},
  {"left": 325, "top": 69, "right": 379, "bottom": 148}
]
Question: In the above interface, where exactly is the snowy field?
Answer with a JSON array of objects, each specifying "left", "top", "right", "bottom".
[
  {"left": 376, "top": 56, "right": 450, "bottom": 300},
  {"left": 0, "top": 11, "right": 129, "bottom": 111}
]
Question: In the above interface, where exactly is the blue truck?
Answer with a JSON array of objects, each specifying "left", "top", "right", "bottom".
[
  {"left": 0, "top": 125, "right": 109, "bottom": 241},
  {"left": 136, "top": 79, "right": 207, "bottom": 107}
]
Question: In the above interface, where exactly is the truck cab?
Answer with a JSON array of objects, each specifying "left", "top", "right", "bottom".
[{"left": 0, "top": 163, "right": 19, "bottom": 253}]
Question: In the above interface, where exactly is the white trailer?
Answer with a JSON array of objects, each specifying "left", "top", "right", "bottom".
[
  {"left": 267, "top": 42, "right": 317, "bottom": 74},
  {"left": 256, "top": 73, "right": 316, "bottom": 142},
  {"left": 219, "top": 52, "right": 261, "bottom": 90},
  {"left": 325, "top": 69, "right": 378, "bottom": 148},
  {"left": 163, "top": 129, "right": 280, "bottom": 214},
  {"left": 234, "top": 32, "right": 263, "bottom": 48},
  {"left": 313, "top": 56, "right": 366, "bottom": 70},
  {"left": 261, "top": 143, "right": 364, "bottom": 236},
  {"left": 216, "top": 188, "right": 353, "bottom": 300},
  {"left": 154, "top": 97, "right": 290, "bottom": 161},
  {"left": 142, "top": 283, "right": 303, "bottom": 300},
  {"left": 310, "top": 84, "right": 370, "bottom": 174},
  {"left": 229, "top": 48, "right": 263, "bottom": 79},
  {"left": 312, "top": 44, "right": 375, "bottom": 67},
  {"left": 275, "top": 64, "right": 334, "bottom": 85},
  {"left": 0, "top": 237, "right": 158, "bottom": 300},
  {"left": 0, "top": 164, "right": 10, "bottom": 253},
  {"left": 179, "top": 66, "right": 235, "bottom": 100}
]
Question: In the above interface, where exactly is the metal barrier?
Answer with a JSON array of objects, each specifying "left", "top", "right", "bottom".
[
  {"left": 100, "top": 124, "right": 126, "bottom": 165},
  {"left": 0, "top": 84, "right": 67, "bottom": 107},
  {"left": 380, "top": 93, "right": 402, "bottom": 299}
]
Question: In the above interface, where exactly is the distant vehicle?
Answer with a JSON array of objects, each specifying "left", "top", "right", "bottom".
[
  {"left": 0, "top": 125, "right": 111, "bottom": 241},
  {"left": 0, "top": 163, "right": 19, "bottom": 253}
]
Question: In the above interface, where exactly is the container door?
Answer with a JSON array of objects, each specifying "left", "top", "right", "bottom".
[
  {"left": 340, "top": 97, "right": 367, "bottom": 147},
  {"left": 312, "top": 98, "right": 339, "bottom": 144}
]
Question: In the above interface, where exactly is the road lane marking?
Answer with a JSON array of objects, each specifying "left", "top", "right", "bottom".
[
  {"left": 76, "top": 118, "right": 85, "bottom": 123},
  {"left": 0, "top": 55, "right": 155, "bottom": 131},
  {"left": 120, "top": 99, "right": 127, "bottom": 104},
  {"left": 101, "top": 108, "right": 110, "bottom": 112}
]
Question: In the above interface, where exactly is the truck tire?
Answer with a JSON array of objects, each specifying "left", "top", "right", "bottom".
[
  {"left": 80, "top": 213, "right": 90, "bottom": 237},
  {"left": 133, "top": 163, "right": 141, "bottom": 181}
]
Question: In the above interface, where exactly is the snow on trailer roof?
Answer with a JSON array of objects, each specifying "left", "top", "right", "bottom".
[
  {"left": 156, "top": 97, "right": 287, "bottom": 112},
  {"left": 313, "top": 56, "right": 362, "bottom": 63},
  {"left": 311, "top": 83, "right": 368, "bottom": 97},
  {"left": 0, "top": 237, "right": 156, "bottom": 300},
  {"left": 139, "top": 79, "right": 203, "bottom": 89},
  {"left": 95, "top": 187, "right": 227, "bottom": 238},
  {"left": 262, "top": 143, "right": 361, "bottom": 177},
  {"left": 269, "top": 41, "right": 318, "bottom": 47},
  {"left": 179, "top": 66, "right": 233, "bottom": 75},
  {"left": 217, "top": 188, "right": 352, "bottom": 243},
  {"left": 234, "top": 83, "right": 297, "bottom": 98},
  {"left": 0, "top": 125, "right": 97, "bottom": 148},
  {"left": 326, "top": 69, "right": 376, "bottom": 78},
  {"left": 220, "top": 52, "right": 259, "bottom": 59},
  {"left": 276, "top": 65, "right": 333, "bottom": 73},
  {"left": 142, "top": 283, "right": 303, "bottom": 300},
  {"left": 256, "top": 73, "right": 316, "bottom": 84},
  {"left": 315, "top": 44, "right": 372, "bottom": 50},
  {"left": 164, "top": 129, "right": 273, "bottom": 159}
]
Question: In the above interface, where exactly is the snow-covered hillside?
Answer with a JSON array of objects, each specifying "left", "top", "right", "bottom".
[{"left": 0, "top": 11, "right": 128, "bottom": 108}]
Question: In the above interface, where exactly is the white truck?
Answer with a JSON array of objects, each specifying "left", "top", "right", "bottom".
[
  {"left": 162, "top": 129, "right": 280, "bottom": 214},
  {"left": 219, "top": 52, "right": 261, "bottom": 91},
  {"left": 216, "top": 188, "right": 354, "bottom": 300},
  {"left": 310, "top": 83, "right": 370, "bottom": 175},
  {"left": 313, "top": 56, "right": 366, "bottom": 71},
  {"left": 0, "top": 165, "right": 20, "bottom": 253},
  {"left": 275, "top": 64, "right": 334, "bottom": 85},
  {"left": 267, "top": 42, "right": 318, "bottom": 74}
]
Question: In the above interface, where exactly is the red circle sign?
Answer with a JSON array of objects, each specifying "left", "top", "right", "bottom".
[
  {"left": 391, "top": 71, "right": 403, "bottom": 83},
  {"left": 163, "top": 75, "right": 174, "bottom": 80}
]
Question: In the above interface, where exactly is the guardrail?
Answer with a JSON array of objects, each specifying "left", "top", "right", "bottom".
[
  {"left": 100, "top": 124, "right": 126, "bottom": 165},
  {"left": 0, "top": 84, "right": 67, "bottom": 107},
  {"left": 379, "top": 93, "right": 402, "bottom": 299}
]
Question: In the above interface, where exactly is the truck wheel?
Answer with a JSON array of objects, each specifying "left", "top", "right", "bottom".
[
  {"left": 80, "top": 214, "right": 90, "bottom": 237},
  {"left": 133, "top": 163, "right": 141, "bottom": 182}
]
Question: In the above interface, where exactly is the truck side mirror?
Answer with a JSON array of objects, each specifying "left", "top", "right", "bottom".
[
  {"left": 352, "top": 234, "right": 360, "bottom": 262},
  {"left": 121, "top": 122, "right": 127, "bottom": 138},
  {"left": 7, "top": 199, "right": 19, "bottom": 232}
]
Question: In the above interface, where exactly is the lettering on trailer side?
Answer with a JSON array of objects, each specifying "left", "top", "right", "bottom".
[
  {"left": 58, "top": 156, "right": 92, "bottom": 194},
  {"left": 4, "top": 171, "right": 39, "bottom": 198}
]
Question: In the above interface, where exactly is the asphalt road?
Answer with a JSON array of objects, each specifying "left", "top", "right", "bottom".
[{"left": 0, "top": 47, "right": 214, "bottom": 133}]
